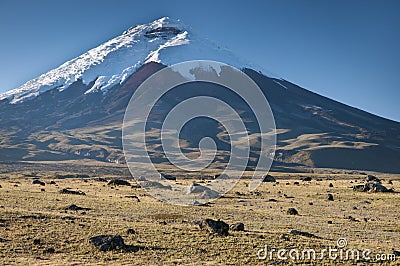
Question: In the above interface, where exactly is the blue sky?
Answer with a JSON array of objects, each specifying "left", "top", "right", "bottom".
[{"left": 0, "top": 0, "right": 399, "bottom": 121}]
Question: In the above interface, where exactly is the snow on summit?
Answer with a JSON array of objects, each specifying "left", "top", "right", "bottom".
[{"left": 0, "top": 17, "right": 255, "bottom": 104}]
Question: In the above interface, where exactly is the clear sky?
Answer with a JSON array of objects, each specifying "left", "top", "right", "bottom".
[{"left": 0, "top": 0, "right": 399, "bottom": 121}]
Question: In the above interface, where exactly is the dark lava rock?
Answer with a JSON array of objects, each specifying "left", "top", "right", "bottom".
[
  {"left": 352, "top": 184, "right": 365, "bottom": 192},
  {"left": 126, "top": 228, "right": 135, "bottom": 235},
  {"left": 61, "top": 216, "right": 77, "bottom": 221},
  {"left": 32, "top": 180, "right": 45, "bottom": 186},
  {"left": 347, "top": 215, "right": 359, "bottom": 222},
  {"left": 262, "top": 174, "right": 276, "bottom": 182},
  {"left": 327, "top": 221, "right": 333, "bottom": 224},
  {"left": 195, "top": 219, "right": 229, "bottom": 236},
  {"left": 287, "top": 208, "right": 299, "bottom": 215},
  {"left": 289, "top": 230, "right": 321, "bottom": 238},
  {"left": 326, "top": 194, "right": 334, "bottom": 201},
  {"left": 353, "top": 182, "right": 392, "bottom": 193},
  {"left": 190, "top": 200, "right": 203, "bottom": 206},
  {"left": 141, "top": 181, "right": 172, "bottom": 190},
  {"left": 199, "top": 189, "right": 220, "bottom": 199},
  {"left": 125, "top": 195, "right": 140, "bottom": 202},
  {"left": 366, "top": 175, "right": 381, "bottom": 183},
  {"left": 187, "top": 183, "right": 211, "bottom": 194},
  {"left": 59, "top": 188, "right": 86, "bottom": 195},
  {"left": 293, "top": 182, "right": 300, "bottom": 185},
  {"left": 49, "top": 181, "right": 56, "bottom": 185},
  {"left": 280, "top": 234, "right": 290, "bottom": 241},
  {"left": 92, "top": 177, "right": 108, "bottom": 182},
  {"left": 301, "top": 177, "right": 312, "bottom": 181},
  {"left": 65, "top": 204, "right": 91, "bottom": 211},
  {"left": 43, "top": 247, "right": 55, "bottom": 254},
  {"left": 328, "top": 183, "right": 334, "bottom": 188},
  {"left": 230, "top": 222, "right": 245, "bottom": 231},
  {"left": 365, "top": 182, "right": 391, "bottom": 192},
  {"left": 392, "top": 250, "right": 400, "bottom": 257},
  {"left": 89, "top": 235, "right": 126, "bottom": 251},
  {"left": 213, "top": 173, "right": 229, "bottom": 179},
  {"left": 160, "top": 174, "right": 176, "bottom": 181},
  {"left": 136, "top": 176, "right": 146, "bottom": 181},
  {"left": 107, "top": 179, "right": 131, "bottom": 186}
]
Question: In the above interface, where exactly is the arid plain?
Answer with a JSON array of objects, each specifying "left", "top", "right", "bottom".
[{"left": 0, "top": 161, "right": 399, "bottom": 265}]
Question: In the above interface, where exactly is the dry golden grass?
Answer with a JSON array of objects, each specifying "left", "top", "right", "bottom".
[{"left": 0, "top": 170, "right": 399, "bottom": 265}]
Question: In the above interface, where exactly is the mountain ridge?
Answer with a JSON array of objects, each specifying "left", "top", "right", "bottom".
[
  {"left": 0, "top": 18, "right": 399, "bottom": 173},
  {"left": 0, "top": 17, "right": 258, "bottom": 104}
]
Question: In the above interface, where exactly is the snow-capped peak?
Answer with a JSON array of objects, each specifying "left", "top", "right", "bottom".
[{"left": 0, "top": 17, "right": 277, "bottom": 104}]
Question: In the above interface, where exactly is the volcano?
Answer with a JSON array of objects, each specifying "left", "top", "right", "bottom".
[{"left": 0, "top": 17, "right": 399, "bottom": 173}]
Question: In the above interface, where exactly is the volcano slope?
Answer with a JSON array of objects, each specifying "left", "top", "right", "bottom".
[{"left": 0, "top": 62, "right": 399, "bottom": 174}]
